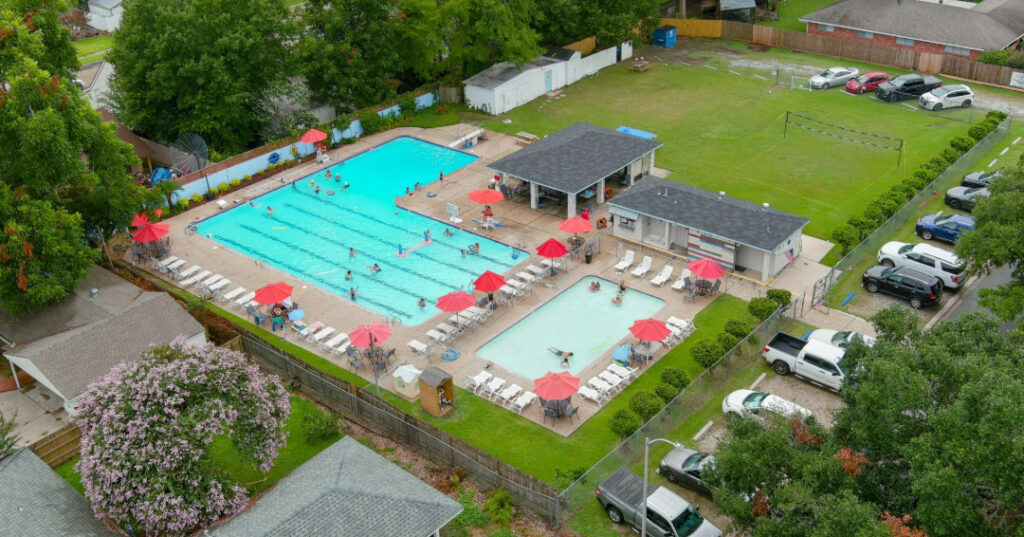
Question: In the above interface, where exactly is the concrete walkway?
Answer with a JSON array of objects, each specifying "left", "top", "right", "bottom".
[{"left": 0, "top": 382, "right": 66, "bottom": 446}]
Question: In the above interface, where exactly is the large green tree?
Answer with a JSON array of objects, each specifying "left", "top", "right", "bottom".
[
  {"left": 439, "top": 0, "right": 542, "bottom": 77},
  {"left": 956, "top": 162, "right": 1024, "bottom": 321},
  {"left": 533, "top": 0, "right": 661, "bottom": 49},
  {"left": 108, "top": 0, "right": 296, "bottom": 152},
  {"left": 4, "top": 0, "right": 78, "bottom": 76}
]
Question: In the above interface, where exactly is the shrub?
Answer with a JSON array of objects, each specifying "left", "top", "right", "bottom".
[
  {"left": 483, "top": 488, "right": 517, "bottom": 525},
  {"left": 259, "top": 168, "right": 267, "bottom": 176},
  {"left": 766, "top": 289, "right": 792, "bottom": 309},
  {"left": 0, "top": 411, "right": 19, "bottom": 460},
  {"left": 892, "top": 182, "right": 915, "bottom": 200},
  {"left": 655, "top": 382, "right": 680, "bottom": 403},
  {"left": 301, "top": 408, "right": 339, "bottom": 441},
  {"left": 846, "top": 215, "right": 872, "bottom": 238},
  {"left": 977, "top": 49, "right": 1013, "bottom": 66},
  {"left": 340, "top": 137, "right": 357, "bottom": 145},
  {"left": 208, "top": 186, "right": 220, "bottom": 196},
  {"left": 230, "top": 179, "right": 241, "bottom": 187},
  {"left": 660, "top": 367, "right": 691, "bottom": 389},
  {"left": 191, "top": 193, "right": 204, "bottom": 203},
  {"left": 243, "top": 174, "right": 252, "bottom": 182},
  {"left": 629, "top": 391, "right": 664, "bottom": 421},
  {"left": 399, "top": 99, "right": 417, "bottom": 116},
  {"left": 450, "top": 489, "right": 489, "bottom": 536},
  {"left": 748, "top": 297, "right": 777, "bottom": 321},
  {"left": 987, "top": 110, "right": 1008, "bottom": 122},
  {"left": 863, "top": 206, "right": 884, "bottom": 226},
  {"left": 691, "top": 339, "right": 723, "bottom": 370},
  {"left": 218, "top": 182, "right": 229, "bottom": 191},
  {"left": 831, "top": 224, "right": 857, "bottom": 254},
  {"left": 968, "top": 124, "right": 990, "bottom": 141},
  {"left": 900, "top": 178, "right": 923, "bottom": 198},
  {"left": 941, "top": 147, "right": 961, "bottom": 165},
  {"left": 725, "top": 318, "right": 755, "bottom": 339},
  {"left": 924, "top": 156, "right": 949, "bottom": 173},
  {"left": 950, "top": 136, "right": 974, "bottom": 153},
  {"left": 359, "top": 110, "right": 385, "bottom": 134},
  {"left": 553, "top": 466, "right": 587, "bottom": 488},
  {"left": 209, "top": 149, "right": 223, "bottom": 162},
  {"left": 909, "top": 170, "right": 934, "bottom": 189},
  {"left": 610, "top": 409, "right": 640, "bottom": 438},
  {"left": 874, "top": 193, "right": 901, "bottom": 218},
  {"left": 717, "top": 332, "right": 739, "bottom": 352}
]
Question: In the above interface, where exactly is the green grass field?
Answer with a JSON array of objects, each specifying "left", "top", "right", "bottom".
[
  {"left": 471, "top": 49, "right": 973, "bottom": 241},
  {"left": 756, "top": 0, "right": 836, "bottom": 32},
  {"left": 55, "top": 396, "right": 340, "bottom": 495},
  {"left": 72, "top": 35, "right": 113, "bottom": 60}
]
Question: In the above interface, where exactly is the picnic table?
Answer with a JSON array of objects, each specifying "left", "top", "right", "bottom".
[{"left": 631, "top": 61, "right": 651, "bottom": 73}]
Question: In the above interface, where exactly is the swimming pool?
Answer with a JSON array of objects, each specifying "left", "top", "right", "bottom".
[
  {"left": 196, "top": 137, "right": 525, "bottom": 325},
  {"left": 477, "top": 278, "right": 666, "bottom": 380}
]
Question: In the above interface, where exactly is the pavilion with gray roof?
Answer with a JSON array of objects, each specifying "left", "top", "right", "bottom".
[
  {"left": 214, "top": 436, "right": 462, "bottom": 537},
  {"left": 0, "top": 449, "right": 111, "bottom": 537},
  {"left": 608, "top": 176, "right": 809, "bottom": 280},
  {"left": 489, "top": 122, "right": 663, "bottom": 217}
]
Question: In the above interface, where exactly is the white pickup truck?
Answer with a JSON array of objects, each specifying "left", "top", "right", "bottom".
[{"left": 762, "top": 332, "right": 847, "bottom": 392}]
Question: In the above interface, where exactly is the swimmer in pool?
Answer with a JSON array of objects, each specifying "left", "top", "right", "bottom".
[
  {"left": 444, "top": 228, "right": 454, "bottom": 237},
  {"left": 267, "top": 206, "right": 274, "bottom": 215},
  {"left": 345, "top": 270, "right": 353, "bottom": 280},
  {"left": 349, "top": 287, "right": 357, "bottom": 300},
  {"left": 418, "top": 298, "right": 426, "bottom": 309}
]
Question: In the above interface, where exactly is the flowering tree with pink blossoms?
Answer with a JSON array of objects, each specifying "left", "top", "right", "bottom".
[{"left": 74, "top": 338, "right": 290, "bottom": 536}]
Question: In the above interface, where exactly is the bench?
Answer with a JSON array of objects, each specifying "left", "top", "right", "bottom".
[{"left": 515, "top": 131, "right": 539, "bottom": 145}]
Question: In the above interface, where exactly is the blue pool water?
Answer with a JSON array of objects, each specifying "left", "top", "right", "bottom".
[
  {"left": 477, "top": 278, "right": 666, "bottom": 380},
  {"left": 196, "top": 137, "right": 524, "bottom": 325}
]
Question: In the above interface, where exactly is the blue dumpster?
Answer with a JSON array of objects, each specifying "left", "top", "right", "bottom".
[{"left": 652, "top": 26, "right": 677, "bottom": 48}]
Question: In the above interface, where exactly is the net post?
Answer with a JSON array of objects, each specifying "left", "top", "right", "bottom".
[{"left": 783, "top": 111, "right": 789, "bottom": 138}]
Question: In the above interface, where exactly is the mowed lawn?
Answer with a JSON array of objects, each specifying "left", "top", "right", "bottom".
[
  {"left": 476, "top": 52, "right": 972, "bottom": 240},
  {"left": 756, "top": 0, "right": 837, "bottom": 32}
]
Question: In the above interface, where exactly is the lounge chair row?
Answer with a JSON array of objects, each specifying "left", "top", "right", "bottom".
[
  {"left": 465, "top": 371, "right": 538, "bottom": 414},
  {"left": 417, "top": 304, "right": 495, "bottom": 352},
  {"left": 578, "top": 364, "right": 637, "bottom": 404}
]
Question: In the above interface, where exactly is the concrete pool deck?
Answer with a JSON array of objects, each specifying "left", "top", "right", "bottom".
[{"left": 139, "top": 124, "right": 841, "bottom": 437}]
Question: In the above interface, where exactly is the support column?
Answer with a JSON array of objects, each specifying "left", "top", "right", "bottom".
[
  {"left": 8, "top": 359, "right": 20, "bottom": 390},
  {"left": 530, "top": 182, "right": 539, "bottom": 210},
  {"left": 648, "top": 151, "right": 656, "bottom": 172},
  {"left": 568, "top": 194, "right": 577, "bottom": 218},
  {"left": 598, "top": 178, "right": 606, "bottom": 203}
]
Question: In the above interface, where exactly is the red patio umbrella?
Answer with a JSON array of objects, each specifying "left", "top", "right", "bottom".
[
  {"left": 299, "top": 128, "right": 328, "bottom": 144},
  {"left": 468, "top": 189, "right": 504, "bottom": 204},
  {"left": 349, "top": 322, "right": 392, "bottom": 349},
  {"left": 437, "top": 291, "right": 476, "bottom": 324},
  {"left": 253, "top": 282, "right": 294, "bottom": 305},
  {"left": 533, "top": 371, "right": 580, "bottom": 401},
  {"left": 629, "top": 318, "right": 673, "bottom": 342},
  {"left": 131, "top": 213, "right": 151, "bottom": 227},
  {"left": 689, "top": 258, "right": 725, "bottom": 280},
  {"left": 536, "top": 238, "right": 568, "bottom": 258},
  {"left": 132, "top": 223, "right": 169, "bottom": 243},
  {"left": 558, "top": 216, "right": 594, "bottom": 235},
  {"left": 474, "top": 271, "right": 506, "bottom": 293}
]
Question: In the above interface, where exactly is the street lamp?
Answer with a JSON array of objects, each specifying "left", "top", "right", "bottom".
[{"left": 643, "top": 437, "right": 681, "bottom": 537}]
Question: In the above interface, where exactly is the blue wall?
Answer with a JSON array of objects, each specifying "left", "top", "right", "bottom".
[{"left": 172, "top": 91, "right": 438, "bottom": 205}]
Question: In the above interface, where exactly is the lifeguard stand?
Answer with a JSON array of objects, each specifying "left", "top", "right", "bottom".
[{"left": 419, "top": 367, "right": 454, "bottom": 417}]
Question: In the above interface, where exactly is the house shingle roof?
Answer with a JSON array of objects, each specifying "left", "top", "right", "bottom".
[
  {"left": 216, "top": 437, "right": 462, "bottom": 537},
  {"left": 609, "top": 176, "right": 809, "bottom": 251},
  {"left": 0, "top": 449, "right": 111, "bottom": 537},
  {"left": 488, "top": 122, "right": 663, "bottom": 194},
  {"left": 800, "top": 0, "right": 1024, "bottom": 51},
  {"left": 463, "top": 58, "right": 561, "bottom": 90}
]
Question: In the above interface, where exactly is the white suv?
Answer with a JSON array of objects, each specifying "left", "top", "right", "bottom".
[
  {"left": 919, "top": 84, "right": 973, "bottom": 111},
  {"left": 876, "top": 242, "right": 966, "bottom": 289}
]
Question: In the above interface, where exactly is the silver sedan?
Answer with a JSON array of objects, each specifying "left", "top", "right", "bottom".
[{"left": 810, "top": 67, "right": 859, "bottom": 89}]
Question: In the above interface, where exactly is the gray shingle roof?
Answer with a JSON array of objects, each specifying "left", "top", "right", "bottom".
[
  {"left": 5, "top": 291, "right": 204, "bottom": 402},
  {"left": 609, "top": 176, "right": 809, "bottom": 251},
  {"left": 215, "top": 437, "right": 462, "bottom": 537},
  {"left": 418, "top": 366, "right": 451, "bottom": 388},
  {"left": 0, "top": 449, "right": 111, "bottom": 537},
  {"left": 463, "top": 58, "right": 561, "bottom": 90},
  {"left": 488, "top": 122, "right": 663, "bottom": 194},
  {"left": 800, "top": 0, "right": 1024, "bottom": 51}
]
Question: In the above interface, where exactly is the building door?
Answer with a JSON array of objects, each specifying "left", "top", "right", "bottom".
[{"left": 545, "top": 71, "right": 553, "bottom": 92}]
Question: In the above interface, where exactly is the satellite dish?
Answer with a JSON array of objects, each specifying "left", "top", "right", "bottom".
[{"left": 171, "top": 133, "right": 210, "bottom": 175}]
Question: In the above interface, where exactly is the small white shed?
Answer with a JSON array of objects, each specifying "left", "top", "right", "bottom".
[
  {"left": 392, "top": 364, "right": 423, "bottom": 401},
  {"left": 464, "top": 58, "right": 564, "bottom": 116}
]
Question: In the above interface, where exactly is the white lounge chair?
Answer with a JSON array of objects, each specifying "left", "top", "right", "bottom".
[
  {"left": 220, "top": 287, "right": 246, "bottom": 303},
  {"left": 332, "top": 341, "right": 351, "bottom": 356},
  {"left": 495, "top": 384, "right": 523, "bottom": 407},
  {"left": 310, "top": 326, "right": 335, "bottom": 343},
  {"left": 436, "top": 322, "right": 463, "bottom": 338},
  {"left": 500, "top": 284, "right": 522, "bottom": 297},
  {"left": 506, "top": 279, "right": 529, "bottom": 293},
  {"left": 234, "top": 291, "right": 256, "bottom": 308},
  {"left": 165, "top": 259, "right": 187, "bottom": 276},
  {"left": 670, "top": 274, "right": 690, "bottom": 291},
  {"left": 579, "top": 385, "right": 608, "bottom": 404},
  {"left": 202, "top": 274, "right": 224, "bottom": 287},
  {"left": 526, "top": 264, "right": 547, "bottom": 277},
  {"left": 407, "top": 339, "right": 431, "bottom": 356},
  {"left": 449, "top": 314, "right": 477, "bottom": 329},
  {"left": 614, "top": 251, "right": 636, "bottom": 272},
  {"left": 175, "top": 265, "right": 201, "bottom": 281},
  {"left": 298, "top": 321, "right": 324, "bottom": 338},
  {"left": 208, "top": 279, "right": 230, "bottom": 292},
  {"left": 155, "top": 255, "right": 179, "bottom": 270},
  {"left": 509, "top": 391, "right": 537, "bottom": 414},
  {"left": 631, "top": 256, "right": 652, "bottom": 278},
  {"left": 466, "top": 371, "right": 492, "bottom": 393},
  {"left": 651, "top": 265, "right": 673, "bottom": 286},
  {"left": 608, "top": 363, "right": 638, "bottom": 380},
  {"left": 666, "top": 316, "right": 695, "bottom": 342},
  {"left": 599, "top": 370, "right": 628, "bottom": 392},
  {"left": 540, "top": 259, "right": 564, "bottom": 271},
  {"left": 427, "top": 329, "right": 451, "bottom": 345},
  {"left": 516, "top": 271, "right": 539, "bottom": 284},
  {"left": 588, "top": 377, "right": 615, "bottom": 397},
  {"left": 322, "top": 332, "right": 348, "bottom": 351},
  {"left": 481, "top": 377, "right": 506, "bottom": 400},
  {"left": 181, "top": 270, "right": 211, "bottom": 287}
]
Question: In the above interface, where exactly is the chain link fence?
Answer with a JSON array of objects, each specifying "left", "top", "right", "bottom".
[{"left": 556, "top": 307, "right": 787, "bottom": 523}]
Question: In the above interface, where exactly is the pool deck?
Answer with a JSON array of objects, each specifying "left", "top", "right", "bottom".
[{"left": 142, "top": 124, "right": 853, "bottom": 437}]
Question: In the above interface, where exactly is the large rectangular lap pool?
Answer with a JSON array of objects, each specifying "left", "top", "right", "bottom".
[
  {"left": 477, "top": 278, "right": 666, "bottom": 379},
  {"left": 196, "top": 137, "right": 525, "bottom": 325}
]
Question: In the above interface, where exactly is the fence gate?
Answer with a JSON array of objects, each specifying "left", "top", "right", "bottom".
[{"left": 811, "top": 268, "right": 837, "bottom": 310}]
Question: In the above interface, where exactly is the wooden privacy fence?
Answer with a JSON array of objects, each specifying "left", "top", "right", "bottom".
[
  {"left": 29, "top": 423, "right": 81, "bottom": 468},
  {"left": 662, "top": 18, "right": 1023, "bottom": 89}
]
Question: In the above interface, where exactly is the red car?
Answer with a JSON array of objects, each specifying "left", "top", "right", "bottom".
[{"left": 846, "top": 72, "right": 890, "bottom": 94}]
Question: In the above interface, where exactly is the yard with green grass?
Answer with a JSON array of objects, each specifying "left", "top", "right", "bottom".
[
  {"left": 72, "top": 35, "right": 113, "bottom": 60},
  {"left": 756, "top": 0, "right": 836, "bottom": 32},
  {"left": 470, "top": 44, "right": 976, "bottom": 241},
  {"left": 55, "top": 396, "right": 340, "bottom": 495}
]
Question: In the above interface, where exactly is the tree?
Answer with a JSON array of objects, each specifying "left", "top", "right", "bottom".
[
  {"left": 155, "top": 178, "right": 184, "bottom": 210},
  {"left": 0, "top": 411, "right": 18, "bottom": 460},
  {"left": 6, "top": 0, "right": 79, "bottom": 76},
  {"left": 439, "top": 0, "right": 543, "bottom": 77},
  {"left": 532, "top": 0, "right": 662, "bottom": 48},
  {"left": 956, "top": 163, "right": 1024, "bottom": 321},
  {"left": 393, "top": 0, "right": 447, "bottom": 82},
  {"left": 108, "top": 0, "right": 297, "bottom": 152},
  {"left": 74, "top": 339, "right": 290, "bottom": 536},
  {"left": 0, "top": 185, "right": 98, "bottom": 316},
  {"left": 298, "top": 0, "right": 404, "bottom": 111}
]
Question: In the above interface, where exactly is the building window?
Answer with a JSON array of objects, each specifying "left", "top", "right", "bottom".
[
  {"left": 818, "top": 24, "right": 834, "bottom": 33},
  {"left": 855, "top": 30, "right": 874, "bottom": 39},
  {"left": 944, "top": 45, "right": 971, "bottom": 56},
  {"left": 618, "top": 217, "right": 635, "bottom": 230},
  {"left": 896, "top": 37, "right": 915, "bottom": 47}
]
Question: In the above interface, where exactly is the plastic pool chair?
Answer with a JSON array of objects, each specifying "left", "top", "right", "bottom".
[
  {"left": 466, "top": 371, "right": 492, "bottom": 393},
  {"left": 407, "top": 339, "right": 431, "bottom": 356},
  {"left": 481, "top": 378, "right": 506, "bottom": 400},
  {"left": 614, "top": 251, "right": 635, "bottom": 272},
  {"left": 510, "top": 392, "right": 537, "bottom": 414},
  {"left": 495, "top": 384, "right": 522, "bottom": 407},
  {"left": 578, "top": 386, "right": 608, "bottom": 404}
]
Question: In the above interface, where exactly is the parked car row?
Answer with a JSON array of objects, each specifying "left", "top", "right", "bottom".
[{"left": 814, "top": 68, "right": 975, "bottom": 112}]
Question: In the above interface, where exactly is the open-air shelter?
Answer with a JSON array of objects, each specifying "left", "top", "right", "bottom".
[{"left": 488, "top": 122, "right": 663, "bottom": 218}]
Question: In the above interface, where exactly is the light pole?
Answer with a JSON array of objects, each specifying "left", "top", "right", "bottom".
[{"left": 643, "top": 437, "right": 681, "bottom": 537}]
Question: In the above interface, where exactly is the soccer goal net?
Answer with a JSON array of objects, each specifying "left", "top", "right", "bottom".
[
  {"left": 783, "top": 111, "right": 905, "bottom": 164},
  {"left": 790, "top": 76, "right": 812, "bottom": 92}
]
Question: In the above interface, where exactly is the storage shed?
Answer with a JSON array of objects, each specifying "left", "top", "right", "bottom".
[
  {"left": 721, "top": 0, "right": 757, "bottom": 22},
  {"left": 419, "top": 367, "right": 454, "bottom": 417},
  {"left": 464, "top": 58, "right": 565, "bottom": 116},
  {"left": 392, "top": 364, "right": 423, "bottom": 401}
]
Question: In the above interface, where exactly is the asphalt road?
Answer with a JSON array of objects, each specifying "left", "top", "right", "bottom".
[{"left": 945, "top": 265, "right": 1018, "bottom": 331}]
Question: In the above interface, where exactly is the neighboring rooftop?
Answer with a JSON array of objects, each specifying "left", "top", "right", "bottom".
[
  {"left": 801, "top": 0, "right": 1024, "bottom": 51},
  {"left": 609, "top": 176, "right": 809, "bottom": 251},
  {"left": 463, "top": 58, "right": 561, "bottom": 90},
  {"left": 215, "top": 436, "right": 462, "bottom": 537},
  {"left": 543, "top": 47, "right": 579, "bottom": 61},
  {"left": 0, "top": 449, "right": 111, "bottom": 537},
  {"left": 488, "top": 122, "right": 663, "bottom": 194}
]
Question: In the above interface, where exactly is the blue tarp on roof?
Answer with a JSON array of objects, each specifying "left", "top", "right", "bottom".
[{"left": 616, "top": 126, "right": 657, "bottom": 139}]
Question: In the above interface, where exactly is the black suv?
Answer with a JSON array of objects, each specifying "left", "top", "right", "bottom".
[{"left": 862, "top": 266, "right": 943, "bottom": 309}]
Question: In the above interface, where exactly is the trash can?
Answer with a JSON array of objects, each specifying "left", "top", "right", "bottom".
[{"left": 585, "top": 251, "right": 593, "bottom": 264}]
